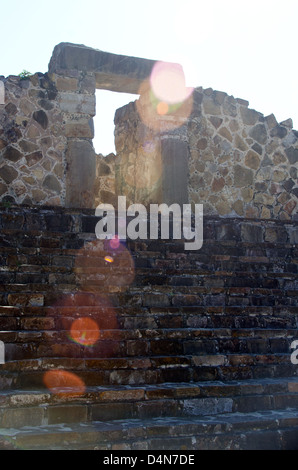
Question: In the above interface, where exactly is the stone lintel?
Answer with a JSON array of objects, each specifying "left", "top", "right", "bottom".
[{"left": 48, "top": 42, "right": 183, "bottom": 94}]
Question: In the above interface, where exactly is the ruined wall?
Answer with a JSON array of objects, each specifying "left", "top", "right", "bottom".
[
  {"left": 114, "top": 87, "right": 298, "bottom": 220},
  {"left": 0, "top": 73, "right": 67, "bottom": 206},
  {"left": 187, "top": 87, "right": 298, "bottom": 220},
  {"left": 0, "top": 42, "right": 297, "bottom": 220},
  {"left": 0, "top": 69, "right": 96, "bottom": 209}
]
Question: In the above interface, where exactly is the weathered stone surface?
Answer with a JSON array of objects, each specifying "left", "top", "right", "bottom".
[
  {"left": 65, "top": 140, "right": 96, "bottom": 208},
  {"left": 235, "top": 135, "right": 248, "bottom": 151},
  {"left": 18, "top": 140, "right": 39, "bottom": 153},
  {"left": 203, "top": 96, "right": 221, "bottom": 115},
  {"left": 280, "top": 118, "right": 293, "bottom": 128},
  {"left": 219, "top": 127, "right": 232, "bottom": 142},
  {"left": 285, "top": 147, "right": 298, "bottom": 164},
  {"left": 212, "top": 177, "right": 225, "bottom": 192},
  {"left": 59, "top": 93, "right": 95, "bottom": 115},
  {"left": 3, "top": 146, "right": 23, "bottom": 162},
  {"left": 33, "top": 110, "right": 48, "bottom": 129},
  {"left": 249, "top": 124, "right": 268, "bottom": 145},
  {"left": 265, "top": 114, "right": 278, "bottom": 129},
  {"left": 252, "top": 143, "right": 263, "bottom": 155},
  {"left": 240, "top": 107, "right": 259, "bottom": 125},
  {"left": 209, "top": 117, "right": 223, "bottom": 129},
  {"left": 270, "top": 125, "right": 288, "bottom": 139},
  {"left": 42, "top": 175, "right": 61, "bottom": 193},
  {"left": 54, "top": 76, "right": 79, "bottom": 92},
  {"left": 245, "top": 150, "right": 260, "bottom": 170},
  {"left": 5, "top": 102, "right": 17, "bottom": 115},
  {"left": 0, "top": 165, "right": 18, "bottom": 183},
  {"left": 241, "top": 223, "right": 263, "bottom": 243},
  {"left": 234, "top": 165, "right": 253, "bottom": 187},
  {"left": 38, "top": 99, "right": 54, "bottom": 111},
  {"left": 98, "top": 160, "right": 111, "bottom": 176},
  {"left": 25, "top": 151, "right": 43, "bottom": 167},
  {"left": 65, "top": 119, "right": 94, "bottom": 138}
]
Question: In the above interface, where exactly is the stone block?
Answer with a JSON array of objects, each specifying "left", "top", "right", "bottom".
[
  {"left": 59, "top": 92, "right": 95, "bottom": 115},
  {"left": 0, "top": 407, "right": 44, "bottom": 428},
  {"left": 65, "top": 140, "right": 96, "bottom": 208},
  {"left": 249, "top": 123, "right": 268, "bottom": 145},
  {"left": 241, "top": 223, "right": 264, "bottom": 243},
  {"left": 47, "top": 405, "right": 87, "bottom": 424},
  {"left": 240, "top": 107, "right": 259, "bottom": 125},
  {"left": 234, "top": 165, "right": 253, "bottom": 187},
  {"left": 183, "top": 398, "right": 233, "bottom": 416},
  {"left": 65, "top": 118, "right": 94, "bottom": 138},
  {"left": 0, "top": 165, "right": 18, "bottom": 184}
]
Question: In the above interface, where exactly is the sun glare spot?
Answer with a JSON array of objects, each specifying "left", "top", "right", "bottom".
[
  {"left": 70, "top": 317, "right": 100, "bottom": 346},
  {"left": 109, "top": 235, "right": 121, "bottom": 250},
  {"left": 157, "top": 101, "right": 169, "bottom": 115},
  {"left": 150, "top": 61, "right": 193, "bottom": 104},
  {"left": 43, "top": 370, "right": 86, "bottom": 397}
]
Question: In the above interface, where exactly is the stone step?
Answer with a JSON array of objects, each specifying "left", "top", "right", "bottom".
[
  {"left": 1, "top": 356, "right": 297, "bottom": 390},
  {"left": 1, "top": 256, "right": 297, "bottom": 275},
  {"left": 1, "top": 290, "right": 297, "bottom": 310},
  {"left": 1, "top": 408, "right": 298, "bottom": 450},
  {"left": 0, "top": 378, "right": 298, "bottom": 429},
  {"left": 0, "top": 329, "right": 295, "bottom": 357},
  {"left": 0, "top": 305, "right": 297, "bottom": 329}
]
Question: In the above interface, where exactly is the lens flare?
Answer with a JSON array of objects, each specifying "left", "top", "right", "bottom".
[
  {"left": 43, "top": 370, "right": 85, "bottom": 397},
  {"left": 150, "top": 62, "right": 193, "bottom": 105},
  {"left": 104, "top": 255, "right": 114, "bottom": 263},
  {"left": 157, "top": 101, "right": 169, "bottom": 115},
  {"left": 109, "top": 235, "right": 120, "bottom": 250},
  {"left": 136, "top": 62, "right": 194, "bottom": 133},
  {"left": 70, "top": 317, "right": 100, "bottom": 346}
]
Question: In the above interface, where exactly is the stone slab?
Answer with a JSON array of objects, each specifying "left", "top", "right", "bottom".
[
  {"left": 65, "top": 140, "right": 96, "bottom": 208},
  {"left": 48, "top": 42, "right": 183, "bottom": 94}
]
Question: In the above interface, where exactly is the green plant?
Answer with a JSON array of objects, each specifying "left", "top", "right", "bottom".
[{"left": 18, "top": 70, "right": 32, "bottom": 80}]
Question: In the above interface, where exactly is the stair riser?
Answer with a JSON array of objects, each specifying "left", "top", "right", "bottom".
[{"left": 0, "top": 337, "right": 295, "bottom": 361}]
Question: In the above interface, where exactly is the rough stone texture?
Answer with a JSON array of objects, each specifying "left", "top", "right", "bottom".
[
  {"left": 186, "top": 87, "right": 298, "bottom": 219},
  {"left": 0, "top": 74, "right": 66, "bottom": 206}
]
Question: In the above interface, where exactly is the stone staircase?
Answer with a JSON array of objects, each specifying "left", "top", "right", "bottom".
[{"left": 0, "top": 206, "right": 297, "bottom": 450}]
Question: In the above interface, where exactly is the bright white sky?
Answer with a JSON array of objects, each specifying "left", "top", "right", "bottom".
[{"left": 1, "top": 0, "right": 297, "bottom": 155}]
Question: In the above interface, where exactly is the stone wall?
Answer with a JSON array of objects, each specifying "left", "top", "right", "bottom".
[
  {"left": 114, "top": 87, "right": 298, "bottom": 220},
  {"left": 0, "top": 73, "right": 67, "bottom": 206},
  {"left": 0, "top": 69, "right": 97, "bottom": 208},
  {"left": 187, "top": 88, "right": 298, "bottom": 220}
]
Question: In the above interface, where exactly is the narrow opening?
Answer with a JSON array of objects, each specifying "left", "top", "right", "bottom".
[{"left": 93, "top": 89, "right": 139, "bottom": 156}]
